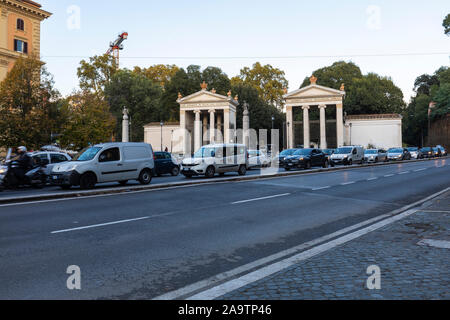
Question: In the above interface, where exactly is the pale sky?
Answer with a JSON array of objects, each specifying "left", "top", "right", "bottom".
[{"left": 38, "top": 0, "right": 450, "bottom": 101}]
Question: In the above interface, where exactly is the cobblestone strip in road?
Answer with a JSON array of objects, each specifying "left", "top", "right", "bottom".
[{"left": 220, "top": 192, "right": 450, "bottom": 300}]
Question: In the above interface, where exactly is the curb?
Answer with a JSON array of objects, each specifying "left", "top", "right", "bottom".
[{"left": 0, "top": 156, "right": 448, "bottom": 205}]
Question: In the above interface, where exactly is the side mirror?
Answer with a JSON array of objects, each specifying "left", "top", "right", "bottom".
[{"left": 211, "top": 151, "right": 216, "bottom": 158}]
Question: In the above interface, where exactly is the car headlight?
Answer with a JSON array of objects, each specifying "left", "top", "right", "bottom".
[{"left": 0, "top": 167, "right": 6, "bottom": 174}]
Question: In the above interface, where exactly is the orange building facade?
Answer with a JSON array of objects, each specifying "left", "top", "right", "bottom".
[{"left": 0, "top": 0, "right": 51, "bottom": 81}]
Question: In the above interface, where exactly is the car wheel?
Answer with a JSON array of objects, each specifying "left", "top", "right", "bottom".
[
  {"left": 375, "top": 158, "right": 378, "bottom": 163},
  {"left": 348, "top": 159, "right": 353, "bottom": 166},
  {"left": 80, "top": 172, "right": 96, "bottom": 189},
  {"left": 323, "top": 160, "right": 329, "bottom": 168},
  {"left": 139, "top": 169, "right": 152, "bottom": 185},
  {"left": 119, "top": 180, "right": 128, "bottom": 186},
  {"left": 171, "top": 166, "right": 180, "bottom": 176},
  {"left": 205, "top": 166, "right": 215, "bottom": 178},
  {"left": 238, "top": 165, "right": 247, "bottom": 176},
  {"left": 305, "top": 161, "right": 311, "bottom": 170},
  {"left": 285, "top": 167, "right": 290, "bottom": 171}
]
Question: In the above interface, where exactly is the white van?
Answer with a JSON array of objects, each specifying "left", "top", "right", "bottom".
[
  {"left": 51, "top": 142, "right": 155, "bottom": 189},
  {"left": 181, "top": 144, "right": 248, "bottom": 178},
  {"left": 330, "top": 146, "right": 365, "bottom": 165}
]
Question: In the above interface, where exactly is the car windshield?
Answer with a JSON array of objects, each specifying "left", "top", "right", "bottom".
[
  {"left": 421, "top": 147, "right": 431, "bottom": 151},
  {"left": 193, "top": 147, "right": 216, "bottom": 158},
  {"left": 293, "top": 149, "right": 312, "bottom": 155},
  {"left": 73, "top": 147, "right": 102, "bottom": 161},
  {"left": 335, "top": 147, "right": 353, "bottom": 154},
  {"left": 407, "top": 147, "right": 418, "bottom": 151},
  {"left": 322, "top": 149, "right": 334, "bottom": 155},
  {"left": 365, "top": 150, "right": 377, "bottom": 154},
  {"left": 388, "top": 148, "right": 403, "bottom": 153},
  {"left": 280, "top": 149, "right": 295, "bottom": 156}
]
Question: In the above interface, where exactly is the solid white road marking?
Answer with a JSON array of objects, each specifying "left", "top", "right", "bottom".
[
  {"left": 312, "top": 186, "right": 331, "bottom": 191},
  {"left": 232, "top": 193, "right": 291, "bottom": 205},
  {"left": 187, "top": 208, "right": 418, "bottom": 300},
  {"left": 51, "top": 216, "right": 150, "bottom": 234}
]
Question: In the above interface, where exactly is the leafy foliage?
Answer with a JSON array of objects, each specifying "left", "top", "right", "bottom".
[
  {"left": 77, "top": 54, "right": 117, "bottom": 96},
  {"left": 443, "top": 13, "right": 450, "bottom": 36}
]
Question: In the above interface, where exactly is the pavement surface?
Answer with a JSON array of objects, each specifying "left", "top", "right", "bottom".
[{"left": 0, "top": 158, "right": 448, "bottom": 299}]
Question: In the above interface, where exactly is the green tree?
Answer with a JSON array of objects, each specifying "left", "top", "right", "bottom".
[
  {"left": 431, "top": 83, "right": 450, "bottom": 119},
  {"left": 300, "top": 61, "right": 363, "bottom": 90},
  {"left": 443, "top": 13, "right": 450, "bottom": 36},
  {"left": 77, "top": 54, "right": 117, "bottom": 96},
  {"left": 59, "top": 91, "right": 116, "bottom": 150},
  {"left": 0, "top": 56, "right": 60, "bottom": 149},
  {"left": 133, "top": 64, "right": 179, "bottom": 88},
  {"left": 231, "top": 62, "right": 288, "bottom": 107},
  {"left": 105, "top": 70, "right": 163, "bottom": 141},
  {"left": 403, "top": 94, "right": 431, "bottom": 146}
]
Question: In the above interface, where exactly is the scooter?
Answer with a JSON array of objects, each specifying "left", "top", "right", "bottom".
[{"left": 0, "top": 149, "right": 47, "bottom": 190}]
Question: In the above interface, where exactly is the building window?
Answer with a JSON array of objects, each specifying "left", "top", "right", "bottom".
[
  {"left": 14, "top": 39, "right": 28, "bottom": 54},
  {"left": 17, "top": 18, "right": 24, "bottom": 31}
]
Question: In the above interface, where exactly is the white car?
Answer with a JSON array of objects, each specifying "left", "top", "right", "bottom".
[
  {"left": 31, "top": 151, "right": 72, "bottom": 176},
  {"left": 331, "top": 146, "right": 365, "bottom": 165},
  {"left": 181, "top": 144, "right": 248, "bottom": 178},
  {"left": 248, "top": 150, "right": 271, "bottom": 169},
  {"left": 51, "top": 142, "right": 155, "bottom": 189}
]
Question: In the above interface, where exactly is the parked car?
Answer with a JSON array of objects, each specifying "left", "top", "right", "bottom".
[
  {"left": 420, "top": 147, "right": 434, "bottom": 158},
  {"left": 321, "top": 149, "right": 336, "bottom": 167},
  {"left": 407, "top": 147, "right": 423, "bottom": 159},
  {"left": 284, "top": 148, "right": 328, "bottom": 170},
  {"left": 364, "top": 149, "right": 387, "bottom": 163},
  {"left": 153, "top": 152, "right": 180, "bottom": 176},
  {"left": 330, "top": 146, "right": 365, "bottom": 166},
  {"left": 31, "top": 151, "right": 72, "bottom": 178},
  {"left": 436, "top": 145, "right": 447, "bottom": 156},
  {"left": 275, "top": 149, "right": 298, "bottom": 167},
  {"left": 51, "top": 142, "right": 155, "bottom": 189},
  {"left": 181, "top": 144, "right": 248, "bottom": 178},
  {"left": 248, "top": 150, "right": 271, "bottom": 169},
  {"left": 387, "top": 148, "right": 411, "bottom": 161},
  {"left": 432, "top": 147, "right": 442, "bottom": 157}
]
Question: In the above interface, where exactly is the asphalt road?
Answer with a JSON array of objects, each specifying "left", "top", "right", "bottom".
[{"left": 0, "top": 158, "right": 448, "bottom": 299}]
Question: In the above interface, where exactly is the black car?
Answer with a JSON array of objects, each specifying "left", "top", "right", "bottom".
[
  {"left": 153, "top": 152, "right": 180, "bottom": 176},
  {"left": 420, "top": 147, "right": 434, "bottom": 158},
  {"left": 283, "top": 148, "right": 328, "bottom": 170},
  {"left": 432, "top": 147, "right": 442, "bottom": 157},
  {"left": 275, "top": 149, "right": 298, "bottom": 167}
]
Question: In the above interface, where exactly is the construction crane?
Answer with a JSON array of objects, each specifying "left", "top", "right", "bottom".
[{"left": 106, "top": 32, "right": 128, "bottom": 67}]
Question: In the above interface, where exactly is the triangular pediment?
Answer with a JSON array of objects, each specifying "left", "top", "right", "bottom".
[
  {"left": 178, "top": 90, "right": 237, "bottom": 105},
  {"left": 284, "top": 84, "right": 345, "bottom": 99}
]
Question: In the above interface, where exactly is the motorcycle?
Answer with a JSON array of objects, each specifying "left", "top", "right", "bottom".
[{"left": 0, "top": 149, "right": 47, "bottom": 190}]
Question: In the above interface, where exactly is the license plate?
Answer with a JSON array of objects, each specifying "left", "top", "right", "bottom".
[
  {"left": 288, "top": 163, "right": 293, "bottom": 166},
  {"left": 53, "top": 175, "right": 58, "bottom": 180}
]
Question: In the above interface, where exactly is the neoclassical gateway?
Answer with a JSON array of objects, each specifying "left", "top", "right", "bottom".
[{"left": 144, "top": 76, "right": 402, "bottom": 155}]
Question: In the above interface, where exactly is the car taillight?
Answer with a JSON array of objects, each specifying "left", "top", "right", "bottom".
[{"left": 153, "top": 154, "right": 156, "bottom": 160}]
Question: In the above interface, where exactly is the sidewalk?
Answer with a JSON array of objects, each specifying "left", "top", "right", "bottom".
[{"left": 220, "top": 191, "right": 450, "bottom": 300}]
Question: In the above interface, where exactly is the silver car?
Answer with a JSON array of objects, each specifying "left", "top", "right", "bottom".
[
  {"left": 31, "top": 151, "right": 72, "bottom": 176},
  {"left": 364, "top": 149, "right": 387, "bottom": 163}
]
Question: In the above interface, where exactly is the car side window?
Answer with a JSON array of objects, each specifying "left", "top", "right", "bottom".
[
  {"left": 99, "top": 148, "right": 120, "bottom": 163},
  {"left": 352, "top": 149, "right": 357, "bottom": 155},
  {"left": 50, "top": 154, "right": 68, "bottom": 163},
  {"left": 164, "top": 153, "right": 172, "bottom": 159}
]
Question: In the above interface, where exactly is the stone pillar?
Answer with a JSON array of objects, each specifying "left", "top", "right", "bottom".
[
  {"left": 243, "top": 103, "right": 250, "bottom": 148},
  {"left": 202, "top": 112, "right": 208, "bottom": 145},
  {"left": 209, "top": 109, "right": 215, "bottom": 144},
  {"left": 224, "top": 109, "right": 230, "bottom": 143},
  {"left": 180, "top": 110, "right": 187, "bottom": 155},
  {"left": 302, "top": 105, "right": 310, "bottom": 148},
  {"left": 194, "top": 110, "right": 202, "bottom": 152},
  {"left": 336, "top": 103, "right": 344, "bottom": 147},
  {"left": 286, "top": 106, "right": 294, "bottom": 149},
  {"left": 319, "top": 104, "right": 327, "bottom": 149},
  {"left": 122, "top": 107, "right": 129, "bottom": 143}
]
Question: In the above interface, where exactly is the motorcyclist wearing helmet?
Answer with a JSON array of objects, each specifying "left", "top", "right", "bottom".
[{"left": 14, "top": 146, "right": 32, "bottom": 181}]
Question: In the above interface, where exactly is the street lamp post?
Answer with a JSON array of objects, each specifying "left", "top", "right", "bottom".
[
  {"left": 271, "top": 116, "right": 275, "bottom": 130},
  {"left": 160, "top": 121, "right": 164, "bottom": 151}
]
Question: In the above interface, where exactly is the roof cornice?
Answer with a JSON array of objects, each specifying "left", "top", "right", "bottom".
[{"left": 0, "top": 0, "right": 52, "bottom": 19}]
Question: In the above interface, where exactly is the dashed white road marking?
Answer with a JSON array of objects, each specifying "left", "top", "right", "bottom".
[
  {"left": 384, "top": 174, "right": 394, "bottom": 177},
  {"left": 417, "top": 239, "right": 450, "bottom": 249},
  {"left": 367, "top": 177, "right": 378, "bottom": 181},
  {"left": 231, "top": 193, "right": 291, "bottom": 205},
  {"left": 341, "top": 181, "right": 356, "bottom": 185},
  {"left": 51, "top": 216, "right": 150, "bottom": 234},
  {"left": 398, "top": 171, "right": 410, "bottom": 175},
  {"left": 312, "top": 186, "right": 331, "bottom": 191},
  {"left": 414, "top": 168, "right": 427, "bottom": 172}
]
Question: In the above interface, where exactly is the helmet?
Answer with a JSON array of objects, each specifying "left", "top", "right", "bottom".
[{"left": 17, "top": 146, "right": 27, "bottom": 153}]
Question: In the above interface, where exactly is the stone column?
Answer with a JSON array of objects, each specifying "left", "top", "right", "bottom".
[
  {"left": 286, "top": 106, "right": 294, "bottom": 149},
  {"left": 209, "top": 109, "right": 215, "bottom": 144},
  {"left": 122, "top": 107, "right": 129, "bottom": 142},
  {"left": 336, "top": 103, "right": 344, "bottom": 147},
  {"left": 302, "top": 105, "right": 310, "bottom": 148},
  {"left": 180, "top": 110, "right": 187, "bottom": 155},
  {"left": 194, "top": 110, "right": 202, "bottom": 152},
  {"left": 243, "top": 103, "right": 250, "bottom": 148},
  {"left": 202, "top": 113, "right": 208, "bottom": 145},
  {"left": 224, "top": 109, "right": 230, "bottom": 143},
  {"left": 319, "top": 104, "right": 327, "bottom": 149}
]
